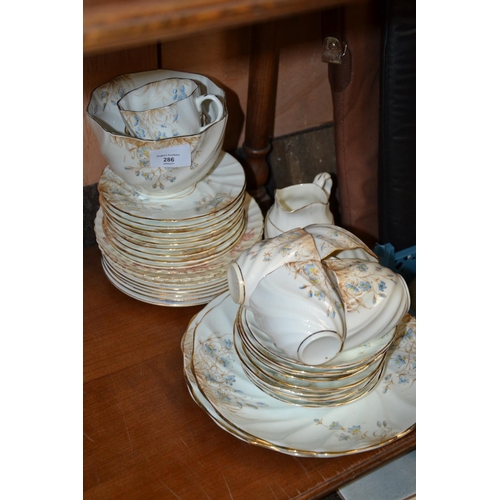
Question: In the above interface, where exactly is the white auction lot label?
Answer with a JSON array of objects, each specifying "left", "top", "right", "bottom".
[{"left": 150, "top": 145, "right": 191, "bottom": 168}]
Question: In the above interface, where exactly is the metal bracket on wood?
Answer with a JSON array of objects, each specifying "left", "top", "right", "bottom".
[{"left": 322, "top": 37, "right": 347, "bottom": 65}]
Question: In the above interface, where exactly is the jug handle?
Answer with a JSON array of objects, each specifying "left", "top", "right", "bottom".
[{"left": 313, "top": 172, "right": 333, "bottom": 196}]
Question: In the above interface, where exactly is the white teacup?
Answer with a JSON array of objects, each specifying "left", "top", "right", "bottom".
[
  {"left": 227, "top": 228, "right": 321, "bottom": 307},
  {"left": 323, "top": 258, "right": 411, "bottom": 349},
  {"left": 117, "top": 77, "right": 224, "bottom": 140},
  {"left": 248, "top": 260, "right": 346, "bottom": 366},
  {"left": 304, "top": 223, "right": 379, "bottom": 261}
]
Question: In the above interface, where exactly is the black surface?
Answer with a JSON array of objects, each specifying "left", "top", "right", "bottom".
[{"left": 378, "top": 0, "right": 416, "bottom": 251}]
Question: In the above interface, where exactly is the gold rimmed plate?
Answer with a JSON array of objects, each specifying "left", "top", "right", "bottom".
[
  {"left": 98, "top": 151, "right": 245, "bottom": 222},
  {"left": 240, "top": 305, "right": 398, "bottom": 376},
  {"left": 183, "top": 292, "right": 416, "bottom": 456}
]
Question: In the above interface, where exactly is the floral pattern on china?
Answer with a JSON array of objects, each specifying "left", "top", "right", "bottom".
[
  {"left": 185, "top": 292, "right": 416, "bottom": 456},
  {"left": 86, "top": 69, "right": 228, "bottom": 196}
]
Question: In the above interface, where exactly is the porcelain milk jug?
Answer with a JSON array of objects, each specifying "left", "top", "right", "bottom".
[{"left": 264, "top": 172, "right": 335, "bottom": 238}]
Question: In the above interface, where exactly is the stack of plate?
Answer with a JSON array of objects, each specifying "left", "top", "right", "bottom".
[
  {"left": 182, "top": 292, "right": 416, "bottom": 457},
  {"left": 234, "top": 305, "right": 397, "bottom": 407},
  {"left": 94, "top": 151, "right": 264, "bottom": 306}
]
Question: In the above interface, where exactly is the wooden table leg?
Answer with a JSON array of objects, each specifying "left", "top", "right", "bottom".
[{"left": 242, "top": 21, "right": 279, "bottom": 213}]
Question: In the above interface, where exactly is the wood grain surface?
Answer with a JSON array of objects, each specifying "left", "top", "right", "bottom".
[
  {"left": 84, "top": 245, "right": 416, "bottom": 499},
  {"left": 83, "top": 0, "right": 364, "bottom": 55}
]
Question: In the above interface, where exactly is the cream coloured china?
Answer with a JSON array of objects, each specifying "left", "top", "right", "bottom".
[
  {"left": 102, "top": 218, "right": 246, "bottom": 268},
  {"left": 118, "top": 78, "right": 224, "bottom": 140},
  {"left": 238, "top": 306, "right": 397, "bottom": 377},
  {"left": 236, "top": 305, "right": 394, "bottom": 383},
  {"left": 101, "top": 197, "right": 245, "bottom": 237},
  {"left": 227, "top": 228, "right": 321, "bottom": 307},
  {"left": 182, "top": 292, "right": 416, "bottom": 457},
  {"left": 323, "top": 258, "right": 411, "bottom": 350},
  {"left": 304, "top": 223, "right": 379, "bottom": 261},
  {"left": 103, "top": 220, "right": 246, "bottom": 269},
  {"left": 228, "top": 224, "right": 408, "bottom": 364},
  {"left": 240, "top": 357, "right": 385, "bottom": 408},
  {"left": 239, "top": 339, "right": 388, "bottom": 396},
  {"left": 87, "top": 69, "right": 228, "bottom": 196},
  {"left": 102, "top": 211, "right": 245, "bottom": 257},
  {"left": 96, "top": 193, "right": 260, "bottom": 271},
  {"left": 103, "top": 206, "right": 246, "bottom": 251},
  {"left": 264, "top": 173, "right": 334, "bottom": 239},
  {"left": 98, "top": 151, "right": 245, "bottom": 223},
  {"left": 95, "top": 194, "right": 264, "bottom": 306},
  {"left": 87, "top": 69, "right": 226, "bottom": 136},
  {"left": 248, "top": 260, "right": 346, "bottom": 365},
  {"left": 237, "top": 342, "right": 382, "bottom": 397},
  {"left": 102, "top": 259, "right": 230, "bottom": 307}
]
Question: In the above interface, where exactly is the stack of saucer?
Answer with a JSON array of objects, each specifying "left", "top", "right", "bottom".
[
  {"left": 88, "top": 69, "right": 264, "bottom": 306},
  {"left": 94, "top": 152, "right": 263, "bottom": 306},
  {"left": 234, "top": 305, "right": 396, "bottom": 407}
]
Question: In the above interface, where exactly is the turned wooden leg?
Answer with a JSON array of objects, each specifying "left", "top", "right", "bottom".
[{"left": 242, "top": 21, "right": 279, "bottom": 213}]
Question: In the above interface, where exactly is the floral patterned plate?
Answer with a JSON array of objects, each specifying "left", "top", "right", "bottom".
[
  {"left": 183, "top": 292, "right": 416, "bottom": 457},
  {"left": 98, "top": 151, "right": 245, "bottom": 223},
  {"left": 102, "top": 258, "right": 230, "bottom": 307},
  {"left": 95, "top": 196, "right": 263, "bottom": 306},
  {"left": 95, "top": 194, "right": 262, "bottom": 277},
  {"left": 101, "top": 213, "right": 247, "bottom": 266}
]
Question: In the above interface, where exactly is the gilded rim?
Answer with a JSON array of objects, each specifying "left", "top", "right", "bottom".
[
  {"left": 238, "top": 306, "right": 397, "bottom": 377},
  {"left": 98, "top": 165, "right": 246, "bottom": 223},
  {"left": 235, "top": 323, "right": 389, "bottom": 402},
  {"left": 101, "top": 212, "right": 247, "bottom": 266},
  {"left": 95, "top": 195, "right": 264, "bottom": 305},
  {"left": 99, "top": 189, "right": 246, "bottom": 235},
  {"left": 236, "top": 325, "right": 389, "bottom": 394},
  {"left": 182, "top": 296, "right": 416, "bottom": 457},
  {"left": 100, "top": 182, "right": 246, "bottom": 225}
]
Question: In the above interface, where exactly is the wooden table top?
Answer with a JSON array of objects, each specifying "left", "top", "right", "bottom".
[{"left": 84, "top": 244, "right": 416, "bottom": 499}]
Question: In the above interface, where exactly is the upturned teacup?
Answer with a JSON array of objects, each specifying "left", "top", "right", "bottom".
[
  {"left": 322, "top": 257, "right": 411, "bottom": 349},
  {"left": 227, "top": 228, "right": 321, "bottom": 307},
  {"left": 248, "top": 260, "right": 346, "bottom": 366},
  {"left": 117, "top": 77, "right": 224, "bottom": 140}
]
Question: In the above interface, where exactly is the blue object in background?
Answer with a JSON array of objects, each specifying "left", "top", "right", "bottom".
[{"left": 374, "top": 243, "right": 416, "bottom": 285}]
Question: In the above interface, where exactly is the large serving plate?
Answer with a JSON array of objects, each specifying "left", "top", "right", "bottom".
[{"left": 183, "top": 292, "right": 416, "bottom": 457}]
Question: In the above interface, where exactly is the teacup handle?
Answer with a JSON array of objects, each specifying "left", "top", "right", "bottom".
[
  {"left": 313, "top": 172, "right": 333, "bottom": 197},
  {"left": 195, "top": 94, "right": 224, "bottom": 131}
]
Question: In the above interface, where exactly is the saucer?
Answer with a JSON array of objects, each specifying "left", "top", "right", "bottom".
[
  {"left": 240, "top": 306, "right": 397, "bottom": 375},
  {"left": 98, "top": 151, "right": 245, "bottom": 222},
  {"left": 95, "top": 195, "right": 263, "bottom": 306},
  {"left": 183, "top": 292, "right": 416, "bottom": 457}
]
